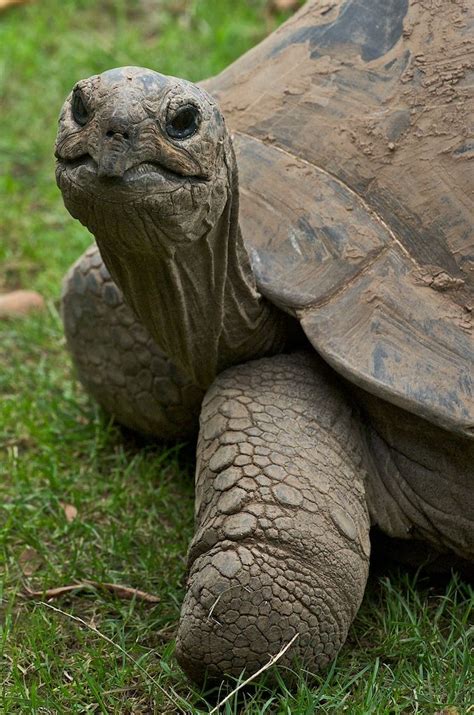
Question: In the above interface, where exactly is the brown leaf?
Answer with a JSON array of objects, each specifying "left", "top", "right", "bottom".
[
  {"left": 23, "top": 580, "right": 160, "bottom": 603},
  {"left": 60, "top": 502, "right": 78, "bottom": 522},
  {"left": 0, "top": 0, "right": 31, "bottom": 8},
  {"left": 18, "top": 547, "right": 42, "bottom": 576},
  {"left": 0, "top": 290, "right": 45, "bottom": 319},
  {"left": 434, "top": 709, "right": 460, "bottom": 715}
]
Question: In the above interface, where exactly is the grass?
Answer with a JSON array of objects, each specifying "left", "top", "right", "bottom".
[{"left": 0, "top": 0, "right": 472, "bottom": 712}]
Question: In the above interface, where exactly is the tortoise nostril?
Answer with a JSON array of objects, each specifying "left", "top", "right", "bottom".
[{"left": 106, "top": 130, "right": 114, "bottom": 138}]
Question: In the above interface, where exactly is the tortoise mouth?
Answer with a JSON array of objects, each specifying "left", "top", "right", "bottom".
[
  {"left": 56, "top": 153, "right": 211, "bottom": 206},
  {"left": 59, "top": 153, "right": 207, "bottom": 184}
]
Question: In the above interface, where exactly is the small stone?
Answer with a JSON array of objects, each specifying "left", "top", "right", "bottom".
[
  {"left": 60, "top": 502, "right": 78, "bottom": 522},
  {"left": 0, "top": 290, "right": 45, "bottom": 319}
]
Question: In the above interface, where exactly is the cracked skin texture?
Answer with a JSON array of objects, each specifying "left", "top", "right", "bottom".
[
  {"left": 62, "top": 244, "right": 203, "bottom": 439},
  {"left": 176, "top": 352, "right": 371, "bottom": 679},
  {"left": 55, "top": 0, "right": 473, "bottom": 686}
]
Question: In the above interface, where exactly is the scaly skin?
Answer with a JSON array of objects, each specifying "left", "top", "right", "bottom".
[
  {"left": 176, "top": 352, "right": 371, "bottom": 680},
  {"left": 62, "top": 243, "right": 203, "bottom": 439}
]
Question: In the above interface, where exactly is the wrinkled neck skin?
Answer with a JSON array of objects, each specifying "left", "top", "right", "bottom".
[{"left": 64, "top": 144, "right": 288, "bottom": 389}]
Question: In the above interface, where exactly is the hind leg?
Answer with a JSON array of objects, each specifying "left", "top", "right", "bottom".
[{"left": 61, "top": 244, "right": 203, "bottom": 439}]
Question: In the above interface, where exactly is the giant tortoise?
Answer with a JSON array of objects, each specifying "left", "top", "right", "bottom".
[{"left": 55, "top": 0, "right": 473, "bottom": 683}]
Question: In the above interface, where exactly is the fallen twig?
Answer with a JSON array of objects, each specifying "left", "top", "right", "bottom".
[
  {"left": 209, "top": 633, "right": 299, "bottom": 714},
  {"left": 23, "top": 580, "right": 160, "bottom": 603}
]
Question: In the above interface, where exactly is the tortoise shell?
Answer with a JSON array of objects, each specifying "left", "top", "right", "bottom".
[{"left": 203, "top": 0, "right": 473, "bottom": 437}]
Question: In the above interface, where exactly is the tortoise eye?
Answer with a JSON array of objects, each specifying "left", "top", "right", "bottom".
[
  {"left": 71, "top": 91, "right": 89, "bottom": 126},
  {"left": 166, "top": 104, "right": 200, "bottom": 140}
]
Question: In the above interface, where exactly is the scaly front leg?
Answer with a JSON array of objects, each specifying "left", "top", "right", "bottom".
[
  {"left": 61, "top": 244, "right": 203, "bottom": 440},
  {"left": 176, "top": 352, "right": 371, "bottom": 681}
]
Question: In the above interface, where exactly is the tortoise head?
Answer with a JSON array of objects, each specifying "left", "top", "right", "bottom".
[
  {"left": 55, "top": 67, "right": 231, "bottom": 247},
  {"left": 55, "top": 67, "right": 288, "bottom": 387}
]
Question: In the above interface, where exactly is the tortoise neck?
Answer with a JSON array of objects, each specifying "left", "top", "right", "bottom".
[{"left": 96, "top": 150, "right": 288, "bottom": 388}]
